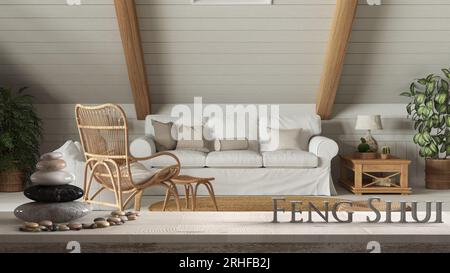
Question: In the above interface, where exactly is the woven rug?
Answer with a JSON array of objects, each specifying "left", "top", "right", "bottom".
[{"left": 149, "top": 196, "right": 405, "bottom": 212}]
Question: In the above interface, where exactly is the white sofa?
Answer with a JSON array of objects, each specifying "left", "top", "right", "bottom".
[{"left": 130, "top": 105, "right": 339, "bottom": 196}]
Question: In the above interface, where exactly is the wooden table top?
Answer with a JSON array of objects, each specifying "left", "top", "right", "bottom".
[
  {"left": 1, "top": 211, "right": 450, "bottom": 244},
  {"left": 340, "top": 154, "right": 411, "bottom": 164},
  {"left": 170, "top": 175, "right": 215, "bottom": 184}
]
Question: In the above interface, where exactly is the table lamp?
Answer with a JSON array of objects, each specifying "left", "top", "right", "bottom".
[{"left": 355, "top": 115, "right": 383, "bottom": 152}]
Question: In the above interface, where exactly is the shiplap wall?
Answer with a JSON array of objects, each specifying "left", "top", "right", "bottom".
[
  {"left": 1, "top": 0, "right": 450, "bottom": 103},
  {"left": 36, "top": 103, "right": 425, "bottom": 187},
  {"left": 1, "top": 0, "right": 445, "bottom": 188}
]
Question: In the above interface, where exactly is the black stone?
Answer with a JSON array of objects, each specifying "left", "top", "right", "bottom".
[
  {"left": 24, "top": 185, "right": 83, "bottom": 202},
  {"left": 94, "top": 217, "right": 105, "bottom": 222}
]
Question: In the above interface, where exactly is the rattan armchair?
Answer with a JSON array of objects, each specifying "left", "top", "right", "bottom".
[{"left": 75, "top": 104, "right": 181, "bottom": 211}]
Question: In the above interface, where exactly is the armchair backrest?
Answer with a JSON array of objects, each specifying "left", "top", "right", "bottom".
[{"left": 75, "top": 104, "right": 129, "bottom": 164}]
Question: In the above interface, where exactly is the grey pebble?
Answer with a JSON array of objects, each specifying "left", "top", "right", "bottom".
[
  {"left": 68, "top": 223, "right": 82, "bottom": 230},
  {"left": 58, "top": 224, "right": 70, "bottom": 231},
  {"left": 39, "top": 220, "right": 53, "bottom": 228}
]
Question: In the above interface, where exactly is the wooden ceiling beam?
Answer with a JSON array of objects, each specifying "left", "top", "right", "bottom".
[
  {"left": 114, "top": 0, "right": 150, "bottom": 120},
  {"left": 316, "top": 0, "right": 358, "bottom": 120}
]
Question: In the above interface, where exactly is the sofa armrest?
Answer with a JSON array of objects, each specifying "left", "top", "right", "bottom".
[
  {"left": 309, "top": 136, "right": 339, "bottom": 162},
  {"left": 130, "top": 135, "right": 156, "bottom": 158}
]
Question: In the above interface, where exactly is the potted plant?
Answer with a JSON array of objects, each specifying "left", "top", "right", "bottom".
[
  {"left": 355, "top": 137, "right": 377, "bottom": 159},
  {"left": 381, "top": 146, "right": 391, "bottom": 160},
  {"left": 401, "top": 68, "right": 450, "bottom": 189},
  {"left": 0, "top": 87, "right": 42, "bottom": 192}
]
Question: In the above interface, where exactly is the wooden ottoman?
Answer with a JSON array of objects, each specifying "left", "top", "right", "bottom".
[{"left": 163, "top": 175, "right": 218, "bottom": 211}]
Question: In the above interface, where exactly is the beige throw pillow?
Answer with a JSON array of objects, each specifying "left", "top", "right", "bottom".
[
  {"left": 176, "top": 125, "right": 210, "bottom": 153},
  {"left": 152, "top": 120, "right": 177, "bottom": 152},
  {"left": 214, "top": 139, "right": 249, "bottom": 151},
  {"left": 266, "top": 128, "right": 303, "bottom": 151},
  {"left": 176, "top": 140, "right": 210, "bottom": 153}
]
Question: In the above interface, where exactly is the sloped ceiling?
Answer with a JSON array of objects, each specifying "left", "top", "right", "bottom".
[{"left": 1, "top": 0, "right": 449, "bottom": 104}]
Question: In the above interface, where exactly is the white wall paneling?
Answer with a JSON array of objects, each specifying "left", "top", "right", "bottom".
[
  {"left": 2, "top": 1, "right": 450, "bottom": 104},
  {"left": 0, "top": 0, "right": 444, "bottom": 188},
  {"left": 191, "top": 0, "right": 273, "bottom": 5}
]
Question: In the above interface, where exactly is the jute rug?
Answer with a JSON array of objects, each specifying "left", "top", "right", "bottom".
[{"left": 149, "top": 196, "right": 405, "bottom": 212}]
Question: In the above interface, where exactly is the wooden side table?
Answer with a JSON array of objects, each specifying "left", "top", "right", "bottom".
[
  {"left": 163, "top": 175, "right": 218, "bottom": 211},
  {"left": 339, "top": 154, "right": 412, "bottom": 195}
]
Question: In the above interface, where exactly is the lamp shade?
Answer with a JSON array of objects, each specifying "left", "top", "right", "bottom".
[{"left": 355, "top": 115, "right": 383, "bottom": 130}]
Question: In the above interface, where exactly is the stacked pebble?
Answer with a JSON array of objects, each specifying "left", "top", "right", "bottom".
[
  {"left": 14, "top": 152, "right": 91, "bottom": 228},
  {"left": 18, "top": 210, "right": 141, "bottom": 232},
  {"left": 14, "top": 151, "right": 141, "bottom": 232}
]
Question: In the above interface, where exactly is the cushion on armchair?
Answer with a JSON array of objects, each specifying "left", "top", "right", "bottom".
[{"left": 120, "top": 162, "right": 158, "bottom": 184}]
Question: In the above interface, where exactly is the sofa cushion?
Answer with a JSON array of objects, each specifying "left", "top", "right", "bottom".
[
  {"left": 263, "top": 128, "right": 304, "bottom": 152},
  {"left": 206, "top": 150, "right": 262, "bottom": 168},
  {"left": 262, "top": 150, "right": 318, "bottom": 168},
  {"left": 176, "top": 125, "right": 211, "bottom": 152},
  {"left": 205, "top": 113, "right": 259, "bottom": 152},
  {"left": 148, "top": 150, "right": 207, "bottom": 168},
  {"left": 259, "top": 112, "right": 321, "bottom": 152},
  {"left": 152, "top": 120, "right": 177, "bottom": 152},
  {"left": 214, "top": 139, "right": 249, "bottom": 151},
  {"left": 145, "top": 115, "right": 180, "bottom": 137}
]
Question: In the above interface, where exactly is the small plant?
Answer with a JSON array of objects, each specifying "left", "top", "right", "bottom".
[
  {"left": 401, "top": 68, "right": 450, "bottom": 159},
  {"left": 357, "top": 138, "right": 370, "bottom": 153},
  {"left": 381, "top": 146, "right": 391, "bottom": 159},
  {"left": 0, "top": 87, "right": 42, "bottom": 178}
]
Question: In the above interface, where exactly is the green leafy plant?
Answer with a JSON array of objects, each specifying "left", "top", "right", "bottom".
[
  {"left": 401, "top": 68, "right": 450, "bottom": 159},
  {"left": 357, "top": 138, "right": 370, "bottom": 153},
  {"left": 0, "top": 87, "right": 42, "bottom": 177},
  {"left": 381, "top": 146, "right": 391, "bottom": 155}
]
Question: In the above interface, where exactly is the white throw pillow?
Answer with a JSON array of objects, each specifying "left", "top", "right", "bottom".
[
  {"left": 53, "top": 140, "right": 86, "bottom": 188},
  {"left": 264, "top": 128, "right": 303, "bottom": 151},
  {"left": 259, "top": 113, "right": 321, "bottom": 152}
]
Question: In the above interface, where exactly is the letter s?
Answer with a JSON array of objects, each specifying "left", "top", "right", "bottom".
[{"left": 366, "top": 198, "right": 381, "bottom": 223}]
